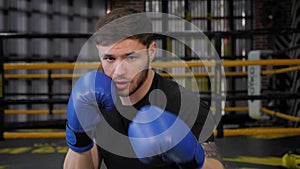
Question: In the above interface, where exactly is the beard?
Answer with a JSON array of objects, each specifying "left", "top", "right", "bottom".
[
  {"left": 115, "top": 56, "right": 150, "bottom": 97},
  {"left": 129, "top": 68, "right": 148, "bottom": 96}
]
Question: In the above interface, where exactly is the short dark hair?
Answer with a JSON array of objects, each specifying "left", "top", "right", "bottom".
[{"left": 93, "top": 8, "right": 153, "bottom": 46}]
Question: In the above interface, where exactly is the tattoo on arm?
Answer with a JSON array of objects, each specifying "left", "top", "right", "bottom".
[{"left": 201, "top": 142, "right": 223, "bottom": 162}]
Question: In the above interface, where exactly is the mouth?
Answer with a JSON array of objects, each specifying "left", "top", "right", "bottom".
[{"left": 114, "top": 80, "right": 130, "bottom": 90}]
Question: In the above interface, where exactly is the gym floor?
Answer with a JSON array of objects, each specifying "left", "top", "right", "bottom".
[{"left": 0, "top": 132, "right": 299, "bottom": 169}]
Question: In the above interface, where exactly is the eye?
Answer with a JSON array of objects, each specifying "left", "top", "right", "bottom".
[
  {"left": 127, "top": 55, "right": 137, "bottom": 61},
  {"left": 103, "top": 56, "right": 116, "bottom": 63}
]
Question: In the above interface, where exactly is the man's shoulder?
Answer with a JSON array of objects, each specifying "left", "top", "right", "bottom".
[
  {"left": 154, "top": 72, "right": 183, "bottom": 93},
  {"left": 154, "top": 72, "right": 178, "bottom": 86}
]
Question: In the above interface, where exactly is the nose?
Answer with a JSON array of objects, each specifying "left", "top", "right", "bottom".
[{"left": 113, "top": 59, "right": 127, "bottom": 78}]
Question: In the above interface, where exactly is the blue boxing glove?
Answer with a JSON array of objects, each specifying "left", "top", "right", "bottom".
[
  {"left": 128, "top": 105, "right": 205, "bottom": 169},
  {"left": 66, "top": 70, "right": 115, "bottom": 153}
]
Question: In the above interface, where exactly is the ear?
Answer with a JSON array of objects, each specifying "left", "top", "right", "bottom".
[{"left": 148, "top": 41, "right": 156, "bottom": 62}]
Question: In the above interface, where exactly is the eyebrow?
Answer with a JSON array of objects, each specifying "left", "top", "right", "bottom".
[{"left": 103, "top": 51, "right": 136, "bottom": 58}]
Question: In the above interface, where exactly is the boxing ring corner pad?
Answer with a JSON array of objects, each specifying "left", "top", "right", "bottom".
[{"left": 247, "top": 50, "right": 273, "bottom": 120}]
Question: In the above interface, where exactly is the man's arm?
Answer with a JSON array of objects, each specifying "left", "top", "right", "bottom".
[
  {"left": 64, "top": 71, "right": 114, "bottom": 169},
  {"left": 64, "top": 143, "right": 100, "bottom": 169},
  {"left": 202, "top": 141, "right": 224, "bottom": 169},
  {"left": 202, "top": 158, "right": 224, "bottom": 169}
]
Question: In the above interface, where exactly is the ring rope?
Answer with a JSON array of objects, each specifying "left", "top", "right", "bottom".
[
  {"left": 224, "top": 107, "right": 249, "bottom": 112},
  {"left": 4, "top": 59, "right": 300, "bottom": 70},
  {"left": 1, "top": 107, "right": 269, "bottom": 115},
  {"left": 4, "top": 107, "right": 249, "bottom": 115},
  {"left": 4, "top": 109, "right": 66, "bottom": 115},
  {"left": 4, "top": 107, "right": 300, "bottom": 139},
  {"left": 261, "top": 66, "right": 300, "bottom": 75},
  {"left": 3, "top": 131, "right": 66, "bottom": 139},
  {"left": 3, "top": 128, "right": 300, "bottom": 139},
  {"left": 4, "top": 65, "right": 300, "bottom": 79},
  {"left": 4, "top": 73, "right": 82, "bottom": 79},
  {"left": 261, "top": 107, "right": 300, "bottom": 122},
  {"left": 213, "top": 128, "right": 300, "bottom": 137},
  {"left": 5, "top": 106, "right": 299, "bottom": 124}
]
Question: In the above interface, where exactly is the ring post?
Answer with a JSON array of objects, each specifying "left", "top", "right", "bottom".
[
  {"left": 0, "top": 38, "right": 4, "bottom": 140},
  {"left": 214, "top": 35, "right": 224, "bottom": 138},
  {"left": 247, "top": 50, "right": 272, "bottom": 120}
]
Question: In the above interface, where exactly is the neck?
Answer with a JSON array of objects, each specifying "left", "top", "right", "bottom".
[{"left": 120, "top": 69, "right": 154, "bottom": 106}]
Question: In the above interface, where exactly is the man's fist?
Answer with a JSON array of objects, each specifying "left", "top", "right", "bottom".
[
  {"left": 128, "top": 105, "right": 205, "bottom": 168},
  {"left": 66, "top": 70, "right": 115, "bottom": 152}
]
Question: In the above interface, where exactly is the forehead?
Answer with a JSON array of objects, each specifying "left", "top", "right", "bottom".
[{"left": 97, "top": 39, "right": 146, "bottom": 56}]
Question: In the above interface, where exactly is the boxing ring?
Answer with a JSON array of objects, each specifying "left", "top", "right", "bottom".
[{"left": 1, "top": 58, "right": 300, "bottom": 139}]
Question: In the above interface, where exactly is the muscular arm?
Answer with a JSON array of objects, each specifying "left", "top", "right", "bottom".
[
  {"left": 63, "top": 143, "right": 101, "bottom": 169},
  {"left": 201, "top": 141, "right": 224, "bottom": 169}
]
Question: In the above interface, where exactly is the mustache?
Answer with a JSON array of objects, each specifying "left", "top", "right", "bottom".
[
  {"left": 112, "top": 73, "right": 140, "bottom": 81},
  {"left": 112, "top": 76, "right": 131, "bottom": 82}
]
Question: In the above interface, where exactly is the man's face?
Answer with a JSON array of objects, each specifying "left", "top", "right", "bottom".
[{"left": 97, "top": 39, "right": 155, "bottom": 97}]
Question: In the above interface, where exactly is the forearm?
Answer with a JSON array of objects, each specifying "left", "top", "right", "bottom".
[
  {"left": 63, "top": 149, "right": 95, "bottom": 169},
  {"left": 202, "top": 157, "right": 224, "bottom": 169},
  {"left": 201, "top": 141, "right": 224, "bottom": 169}
]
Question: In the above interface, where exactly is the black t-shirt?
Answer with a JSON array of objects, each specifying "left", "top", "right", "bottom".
[{"left": 95, "top": 73, "right": 211, "bottom": 169}]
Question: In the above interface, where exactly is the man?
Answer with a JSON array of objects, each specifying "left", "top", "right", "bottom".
[{"left": 64, "top": 8, "right": 224, "bottom": 169}]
